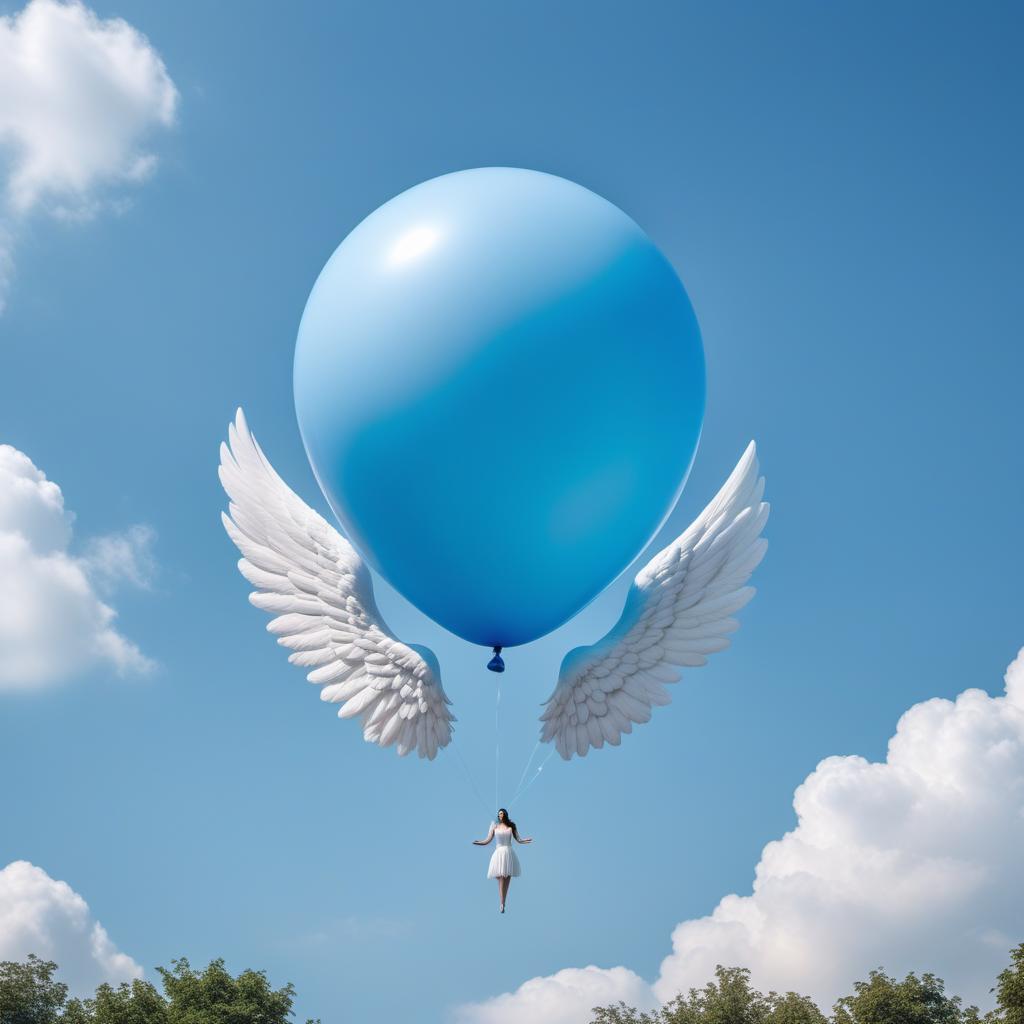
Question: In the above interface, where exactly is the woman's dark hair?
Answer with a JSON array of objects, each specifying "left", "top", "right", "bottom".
[{"left": 496, "top": 807, "right": 519, "bottom": 839}]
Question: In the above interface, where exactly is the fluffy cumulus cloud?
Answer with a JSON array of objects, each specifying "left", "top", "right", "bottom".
[
  {"left": 0, "top": 860, "right": 141, "bottom": 994},
  {"left": 0, "top": 0, "right": 177, "bottom": 306},
  {"left": 455, "top": 967, "right": 655, "bottom": 1024},
  {"left": 0, "top": 443, "right": 154, "bottom": 689},
  {"left": 458, "top": 651, "right": 1024, "bottom": 1022}
]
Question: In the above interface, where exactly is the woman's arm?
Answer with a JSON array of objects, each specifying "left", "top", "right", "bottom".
[
  {"left": 512, "top": 826, "right": 533, "bottom": 844},
  {"left": 472, "top": 824, "right": 496, "bottom": 846}
]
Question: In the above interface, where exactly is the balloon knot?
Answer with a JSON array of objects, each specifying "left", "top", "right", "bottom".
[{"left": 487, "top": 646, "right": 505, "bottom": 673}]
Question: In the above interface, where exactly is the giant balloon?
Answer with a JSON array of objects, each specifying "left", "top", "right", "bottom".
[{"left": 293, "top": 167, "right": 705, "bottom": 649}]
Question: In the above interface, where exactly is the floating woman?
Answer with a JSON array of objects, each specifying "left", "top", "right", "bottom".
[{"left": 473, "top": 808, "right": 533, "bottom": 913}]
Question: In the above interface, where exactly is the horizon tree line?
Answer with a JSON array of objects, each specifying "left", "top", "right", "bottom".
[{"left": 0, "top": 942, "right": 1020, "bottom": 1023}]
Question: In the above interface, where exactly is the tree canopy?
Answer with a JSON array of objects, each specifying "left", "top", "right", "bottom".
[
  {"left": 832, "top": 969, "right": 981, "bottom": 1024},
  {"left": 0, "top": 956, "right": 319, "bottom": 1024},
  {"left": 0, "top": 956, "right": 69, "bottom": 1024},
  {"left": 591, "top": 945, "right": 1024, "bottom": 1024},
  {"left": 591, "top": 966, "right": 827, "bottom": 1024},
  {"left": 2, "top": 942, "right": 1021, "bottom": 1024}
]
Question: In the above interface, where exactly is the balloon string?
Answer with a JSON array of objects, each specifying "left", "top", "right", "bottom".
[
  {"left": 512, "top": 740, "right": 541, "bottom": 803},
  {"left": 450, "top": 740, "right": 490, "bottom": 817},
  {"left": 494, "top": 682, "right": 501, "bottom": 812},
  {"left": 509, "top": 748, "right": 557, "bottom": 810}
]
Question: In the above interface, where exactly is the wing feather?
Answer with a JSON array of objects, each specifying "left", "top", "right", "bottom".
[
  {"left": 540, "top": 442, "right": 768, "bottom": 759},
  {"left": 219, "top": 408, "right": 454, "bottom": 759}
]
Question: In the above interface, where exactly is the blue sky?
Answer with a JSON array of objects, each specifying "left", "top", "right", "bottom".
[{"left": 1, "top": 2, "right": 1023, "bottom": 1022}]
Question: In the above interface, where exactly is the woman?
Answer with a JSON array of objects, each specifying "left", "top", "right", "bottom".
[{"left": 473, "top": 808, "right": 533, "bottom": 913}]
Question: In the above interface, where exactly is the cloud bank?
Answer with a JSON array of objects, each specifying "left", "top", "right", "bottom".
[
  {"left": 0, "top": 0, "right": 178, "bottom": 307},
  {"left": 0, "top": 860, "right": 141, "bottom": 994},
  {"left": 0, "top": 443, "right": 154, "bottom": 689},
  {"left": 457, "top": 650, "right": 1024, "bottom": 1022}
]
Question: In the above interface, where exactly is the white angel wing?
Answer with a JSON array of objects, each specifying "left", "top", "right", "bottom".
[
  {"left": 540, "top": 442, "right": 768, "bottom": 760},
  {"left": 219, "top": 408, "right": 454, "bottom": 760}
]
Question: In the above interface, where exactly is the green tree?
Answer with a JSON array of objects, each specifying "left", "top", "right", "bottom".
[
  {"left": 68, "top": 979, "right": 169, "bottom": 1024},
  {"left": 591, "top": 966, "right": 827, "bottom": 1024},
  {"left": 0, "top": 956, "right": 69, "bottom": 1024},
  {"left": 770, "top": 992, "right": 832, "bottom": 1024},
  {"left": 0, "top": 956, "right": 318, "bottom": 1024},
  {"left": 157, "top": 957, "right": 316, "bottom": 1024},
  {"left": 989, "top": 944, "right": 1024, "bottom": 1024},
  {"left": 832, "top": 970, "right": 980, "bottom": 1024}
]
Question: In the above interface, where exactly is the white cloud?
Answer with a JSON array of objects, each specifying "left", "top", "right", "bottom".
[
  {"left": 0, "top": 0, "right": 177, "bottom": 307},
  {"left": 0, "top": 443, "right": 154, "bottom": 689},
  {"left": 458, "top": 650, "right": 1024, "bottom": 1022},
  {"left": 83, "top": 524, "right": 157, "bottom": 591},
  {"left": 455, "top": 966, "right": 655, "bottom": 1024},
  {"left": 0, "top": 860, "right": 142, "bottom": 995}
]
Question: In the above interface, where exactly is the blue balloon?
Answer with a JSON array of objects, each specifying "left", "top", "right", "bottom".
[{"left": 294, "top": 168, "right": 705, "bottom": 649}]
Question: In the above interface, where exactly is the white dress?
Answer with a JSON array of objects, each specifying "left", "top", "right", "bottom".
[{"left": 486, "top": 825, "right": 522, "bottom": 879}]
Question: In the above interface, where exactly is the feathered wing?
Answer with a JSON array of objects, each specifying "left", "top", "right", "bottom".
[
  {"left": 540, "top": 442, "right": 768, "bottom": 760},
  {"left": 219, "top": 408, "right": 454, "bottom": 759}
]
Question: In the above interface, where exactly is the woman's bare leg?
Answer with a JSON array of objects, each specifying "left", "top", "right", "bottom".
[
  {"left": 496, "top": 878, "right": 503, "bottom": 909},
  {"left": 499, "top": 876, "right": 510, "bottom": 910}
]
